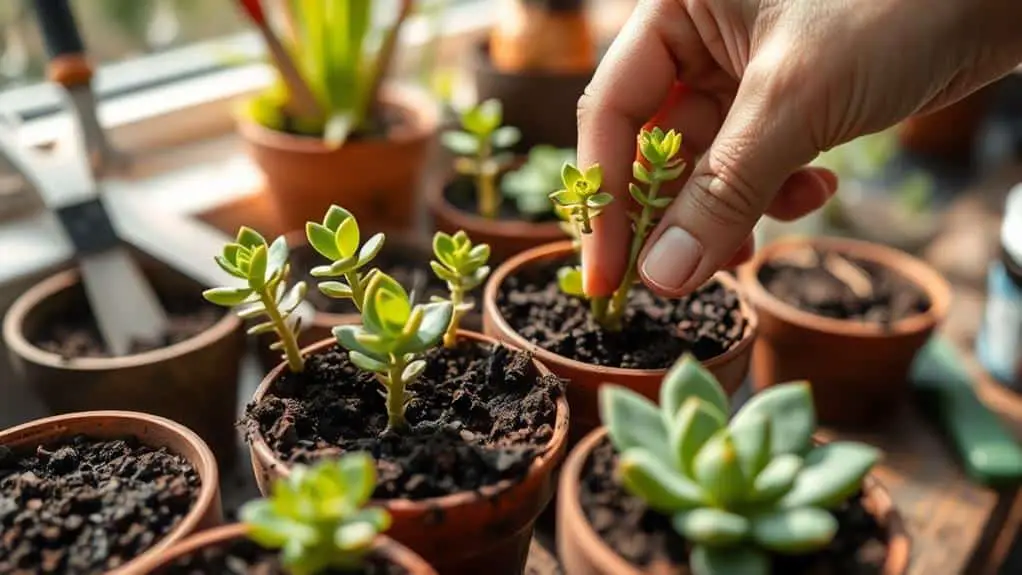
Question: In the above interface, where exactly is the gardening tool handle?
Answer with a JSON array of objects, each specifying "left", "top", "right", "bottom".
[{"left": 33, "top": 0, "right": 93, "bottom": 88}]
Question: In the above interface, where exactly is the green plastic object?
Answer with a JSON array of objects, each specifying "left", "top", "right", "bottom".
[{"left": 911, "top": 336, "right": 1022, "bottom": 487}]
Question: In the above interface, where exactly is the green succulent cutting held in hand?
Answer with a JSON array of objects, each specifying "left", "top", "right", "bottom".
[
  {"left": 599, "top": 356, "right": 881, "bottom": 575},
  {"left": 305, "top": 204, "right": 385, "bottom": 311},
  {"left": 429, "top": 230, "right": 491, "bottom": 348},
  {"left": 203, "top": 227, "right": 307, "bottom": 373},
  {"left": 240, "top": 453, "right": 390, "bottom": 575},
  {"left": 441, "top": 98, "right": 521, "bottom": 219}
]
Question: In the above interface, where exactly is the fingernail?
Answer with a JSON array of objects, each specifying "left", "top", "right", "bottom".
[{"left": 641, "top": 227, "right": 703, "bottom": 291}]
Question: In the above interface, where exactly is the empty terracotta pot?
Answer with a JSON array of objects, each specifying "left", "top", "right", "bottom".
[
  {"left": 737, "top": 236, "right": 951, "bottom": 426},
  {"left": 238, "top": 84, "right": 439, "bottom": 235},
  {"left": 0, "top": 410, "right": 223, "bottom": 575},
  {"left": 248, "top": 330, "right": 570, "bottom": 575},
  {"left": 557, "top": 427, "right": 911, "bottom": 575},
  {"left": 134, "top": 523, "right": 437, "bottom": 574},
  {"left": 483, "top": 241, "right": 758, "bottom": 447},
  {"left": 3, "top": 258, "right": 245, "bottom": 463}
]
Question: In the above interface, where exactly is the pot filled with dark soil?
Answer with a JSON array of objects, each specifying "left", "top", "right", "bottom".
[
  {"left": 3, "top": 258, "right": 245, "bottom": 462},
  {"left": 483, "top": 241, "right": 758, "bottom": 446},
  {"left": 737, "top": 236, "right": 951, "bottom": 425},
  {"left": 136, "top": 524, "right": 437, "bottom": 575},
  {"left": 245, "top": 331, "right": 569, "bottom": 575},
  {"left": 0, "top": 410, "right": 222, "bottom": 574}
]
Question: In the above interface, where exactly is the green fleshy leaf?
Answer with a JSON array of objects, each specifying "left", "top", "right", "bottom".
[
  {"left": 336, "top": 452, "right": 376, "bottom": 505},
  {"left": 561, "top": 163, "right": 583, "bottom": 189},
  {"left": 241, "top": 499, "right": 317, "bottom": 549},
  {"left": 248, "top": 245, "right": 268, "bottom": 289},
  {"left": 582, "top": 164, "right": 602, "bottom": 189},
  {"left": 357, "top": 233, "right": 385, "bottom": 267},
  {"left": 689, "top": 545, "right": 769, "bottom": 575},
  {"left": 779, "top": 442, "right": 880, "bottom": 509},
  {"left": 237, "top": 226, "right": 267, "bottom": 249},
  {"left": 247, "top": 321, "right": 277, "bottom": 336},
  {"left": 633, "top": 162, "right": 652, "bottom": 184},
  {"left": 401, "top": 301, "right": 453, "bottom": 354},
  {"left": 203, "top": 286, "right": 254, "bottom": 306},
  {"left": 599, "top": 385, "right": 672, "bottom": 464},
  {"left": 730, "top": 382, "right": 814, "bottom": 457},
  {"left": 266, "top": 236, "right": 289, "bottom": 276},
  {"left": 586, "top": 192, "right": 614, "bottom": 208},
  {"left": 730, "top": 413, "right": 771, "bottom": 480},
  {"left": 441, "top": 131, "right": 479, "bottom": 155},
  {"left": 333, "top": 325, "right": 383, "bottom": 359},
  {"left": 319, "top": 281, "right": 354, "bottom": 300},
  {"left": 649, "top": 196, "right": 673, "bottom": 209},
  {"left": 349, "top": 351, "right": 388, "bottom": 373},
  {"left": 401, "top": 360, "right": 426, "bottom": 383},
  {"left": 749, "top": 454, "right": 802, "bottom": 504},
  {"left": 751, "top": 508, "right": 838, "bottom": 553},
  {"left": 215, "top": 254, "right": 246, "bottom": 278},
  {"left": 660, "top": 355, "right": 729, "bottom": 423},
  {"left": 335, "top": 217, "right": 360, "bottom": 259},
  {"left": 430, "top": 261, "right": 459, "bottom": 283},
  {"left": 693, "top": 428, "right": 747, "bottom": 507},
  {"left": 334, "top": 521, "right": 374, "bottom": 552},
  {"left": 323, "top": 205, "right": 354, "bottom": 231},
  {"left": 324, "top": 113, "right": 354, "bottom": 148},
  {"left": 669, "top": 397, "right": 725, "bottom": 477},
  {"left": 556, "top": 266, "right": 584, "bottom": 297},
  {"left": 363, "top": 273, "right": 411, "bottom": 336},
  {"left": 618, "top": 449, "right": 706, "bottom": 513},
  {"left": 672, "top": 508, "right": 749, "bottom": 546},
  {"left": 491, "top": 126, "right": 521, "bottom": 149},
  {"left": 307, "top": 222, "right": 341, "bottom": 260},
  {"left": 550, "top": 189, "right": 581, "bottom": 206},
  {"left": 628, "top": 183, "right": 647, "bottom": 204}
]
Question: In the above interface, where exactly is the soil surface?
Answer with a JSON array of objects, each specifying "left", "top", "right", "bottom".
[
  {"left": 758, "top": 248, "right": 931, "bottom": 326},
  {"left": 32, "top": 293, "right": 223, "bottom": 360},
  {"left": 246, "top": 340, "right": 562, "bottom": 499},
  {"left": 579, "top": 438, "right": 889, "bottom": 574},
  {"left": 279, "top": 106, "right": 404, "bottom": 141},
  {"left": 164, "top": 537, "right": 405, "bottom": 575},
  {"left": 444, "top": 176, "right": 560, "bottom": 224},
  {"left": 294, "top": 243, "right": 448, "bottom": 316},
  {"left": 0, "top": 435, "right": 200, "bottom": 574},
  {"left": 495, "top": 259, "right": 747, "bottom": 369}
]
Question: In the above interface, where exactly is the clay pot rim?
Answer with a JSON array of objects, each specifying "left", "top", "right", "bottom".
[
  {"left": 2, "top": 267, "right": 241, "bottom": 371},
  {"left": 0, "top": 410, "right": 221, "bottom": 575},
  {"left": 474, "top": 38, "right": 595, "bottom": 81},
  {"left": 482, "top": 240, "right": 759, "bottom": 378},
  {"left": 130, "top": 523, "right": 437, "bottom": 574},
  {"left": 236, "top": 84, "right": 440, "bottom": 154},
  {"left": 248, "top": 329, "right": 570, "bottom": 512},
  {"left": 560, "top": 427, "right": 911, "bottom": 575},
  {"left": 737, "top": 236, "right": 951, "bottom": 338}
]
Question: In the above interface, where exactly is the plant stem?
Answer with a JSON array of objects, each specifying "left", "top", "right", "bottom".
[
  {"left": 590, "top": 296, "right": 608, "bottom": 324},
  {"left": 443, "top": 284, "right": 464, "bottom": 348},
  {"left": 579, "top": 206, "right": 593, "bottom": 234},
  {"left": 385, "top": 354, "right": 409, "bottom": 432},
  {"left": 343, "top": 270, "right": 366, "bottom": 311},
  {"left": 603, "top": 180, "right": 661, "bottom": 331},
  {"left": 259, "top": 290, "right": 304, "bottom": 373},
  {"left": 477, "top": 139, "right": 499, "bottom": 218}
]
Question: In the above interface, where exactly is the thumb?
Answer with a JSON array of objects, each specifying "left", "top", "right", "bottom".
[{"left": 637, "top": 60, "right": 820, "bottom": 296}]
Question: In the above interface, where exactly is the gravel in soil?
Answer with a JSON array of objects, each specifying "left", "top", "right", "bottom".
[
  {"left": 495, "top": 259, "right": 747, "bottom": 369},
  {"left": 444, "top": 177, "right": 560, "bottom": 224},
  {"left": 246, "top": 340, "right": 562, "bottom": 500},
  {"left": 0, "top": 436, "right": 200, "bottom": 574},
  {"left": 758, "top": 248, "right": 931, "bottom": 327},
  {"left": 579, "top": 438, "right": 889, "bottom": 574},
  {"left": 163, "top": 537, "right": 405, "bottom": 575}
]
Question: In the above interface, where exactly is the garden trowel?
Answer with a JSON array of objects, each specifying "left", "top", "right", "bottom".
[{"left": 0, "top": 127, "right": 168, "bottom": 357}]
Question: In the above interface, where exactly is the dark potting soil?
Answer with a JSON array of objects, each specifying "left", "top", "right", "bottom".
[
  {"left": 294, "top": 243, "right": 449, "bottom": 316},
  {"left": 245, "top": 340, "right": 562, "bottom": 499},
  {"left": 32, "top": 294, "right": 223, "bottom": 360},
  {"left": 0, "top": 435, "right": 200, "bottom": 574},
  {"left": 444, "top": 176, "right": 560, "bottom": 224},
  {"left": 579, "top": 439, "right": 889, "bottom": 574},
  {"left": 278, "top": 106, "right": 404, "bottom": 141},
  {"left": 164, "top": 537, "right": 406, "bottom": 575},
  {"left": 495, "top": 259, "right": 747, "bottom": 369},
  {"left": 758, "top": 248, "right": 931, "bottom": 326}
]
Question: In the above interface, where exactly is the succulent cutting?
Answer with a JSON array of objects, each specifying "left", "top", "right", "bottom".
[
  {"left": 305, "top": 204, "right": 385, "bottom": 312},
  {"left": 430, "top": 231, "right": 491, "bottom": 348}
]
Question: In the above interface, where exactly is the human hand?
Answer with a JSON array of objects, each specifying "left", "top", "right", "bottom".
[{"left": 578, "top": 0, "right": 1022, "bottom": 297}]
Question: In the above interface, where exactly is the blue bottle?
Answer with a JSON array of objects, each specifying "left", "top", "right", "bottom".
[{"left": 977, "top": 183, "right": 1022, "bottom": 388}]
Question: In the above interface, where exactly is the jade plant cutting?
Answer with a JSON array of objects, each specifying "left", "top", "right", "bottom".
[
  {"left": 305, "top": 204, "right": 386, "bottom": 311},
  {"left": 241, "top": 452, "right": 391, "bottom": 575},
  {"left": 203, "top": 227, "right": 308, "bottom": 372},
  {"left": 430, "top": 231, "right": 491, "bottom": 348},
  {"left": 441, "top": 98, "right": 522, "bottom": 218},
  {"left": 552, "top": 127, "right": 684, "bottom": 331},
  {"left": 599, "top": 355, "right": 881, "bottom": 575}
]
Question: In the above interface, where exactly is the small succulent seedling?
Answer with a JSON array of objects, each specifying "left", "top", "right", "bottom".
[
  {"left": 502, "top": 145, "right": 576, "bottom": 218},
  {"left": 553, "top": 127, "right": 686, "bottom": 331},
  {"left": 600, "top": 356, "right": 880, "bottom": 575},
  {"left": 305, "top": 205, "right": 385, "bottom": 312},
  {"left": 240, "top": 453, "right": 390, "bottom": 575},
  {"left": 204, "top": 227, "right": 307, "bottom": 372},
  {"left": 430, "top": 231, "right": 491, "bottom": 348},
  {"left": 333, "top": 272, "right": 453, "bottom": 432},
  {"left": 441, "top": 98, "right": 522, "bottom": 219}
]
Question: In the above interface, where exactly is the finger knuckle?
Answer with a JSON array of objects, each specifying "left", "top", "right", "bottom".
[{"left": 686, "top": 146, "right": 763, "bottom": 228}]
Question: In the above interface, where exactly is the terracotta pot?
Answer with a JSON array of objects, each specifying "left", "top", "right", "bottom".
[
  {"left": 483, "top": 241, "right": 758, "bottom": 447},
  {"left": 238, "top": 84, "right": 439, "bottom": 235},
  {"left": 133, "top": 523, "right": 437, "bottom": 574},
  {"left": 488, "top": 0, "right": 595, "bottom": 75},
  {"left": 737, "top": 236, "right": 951, "bottom": 426},
  {"left": 896, "top": 86, "right": 992, "bottom": 160},
  {"left": 557, "top": 427, "right": 911, "bottom": 575},
  {"left": 248, "top": 330, "right": 570, "bottom": 575},
  {"left": 474, "top": 41, "right": 593, "bottom": 151},
  {"left": 3, "top": 258, "right": 245, "bottom": 463},
  {"left": 426, "top": 171, "right": 568, "bottom": 264},
  {"left": 0, "top": 410, "right": 223, "bottom": 575}
]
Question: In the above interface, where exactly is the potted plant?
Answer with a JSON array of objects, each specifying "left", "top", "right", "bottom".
[
  {"left": 737, "top": 236, "right": 951, "bottom": 426},
  {"left": 475, "top": 0, "right": 595, "bottom": 149},
  {"left": 0, "top": 410, "right": 223, "bottom": 573},
  {"left": 557, "top": 355, "right": 911, "bottom": 575},
  {"left": 2, "top": 254, "right": 246, "bottom": 462},
  {"left": 135, "top": 454, "right": 437, "bottom": 574},
  {"left": 483, "top": 127, "right": 758, "bottom": 445},
  {"left": 236, "top": 0, "right": 439, "bottom": 234},
  {"left": 203, "top": 205, "right": 570, "bottom": 574}
]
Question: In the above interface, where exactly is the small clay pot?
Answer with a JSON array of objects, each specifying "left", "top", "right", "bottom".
[
  {"left": 896, "top": 86, "right": 992, "bottom": 161},
  {"left": 737, "top": 236, "right": 951, "bottom": 426},
  {"left": 483, "top": 241, "right": 758, "bottom": 446},
  {"left": 248, "top": 330, "right": 570, "bottom": 575},
  {"left": 238, "top": 84, "right": 439, "bottom": 235},
  {"left": 474, "top": 41, "right": 593, "bottom": 151},
  {"left": 557, "top": 427, "right": 911, "bottom": 575},
  {"left": 134, "top": 523, "right": 437, "bottom": 574},
  {"left": 0, "top": 410, "right": 223, "bottom": 575},
  {"left": 3, "top": 258, "right": 245, "bottom": 463},
  {"left": 426, "top": 171, "right": 568, "bottom": 264}
]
